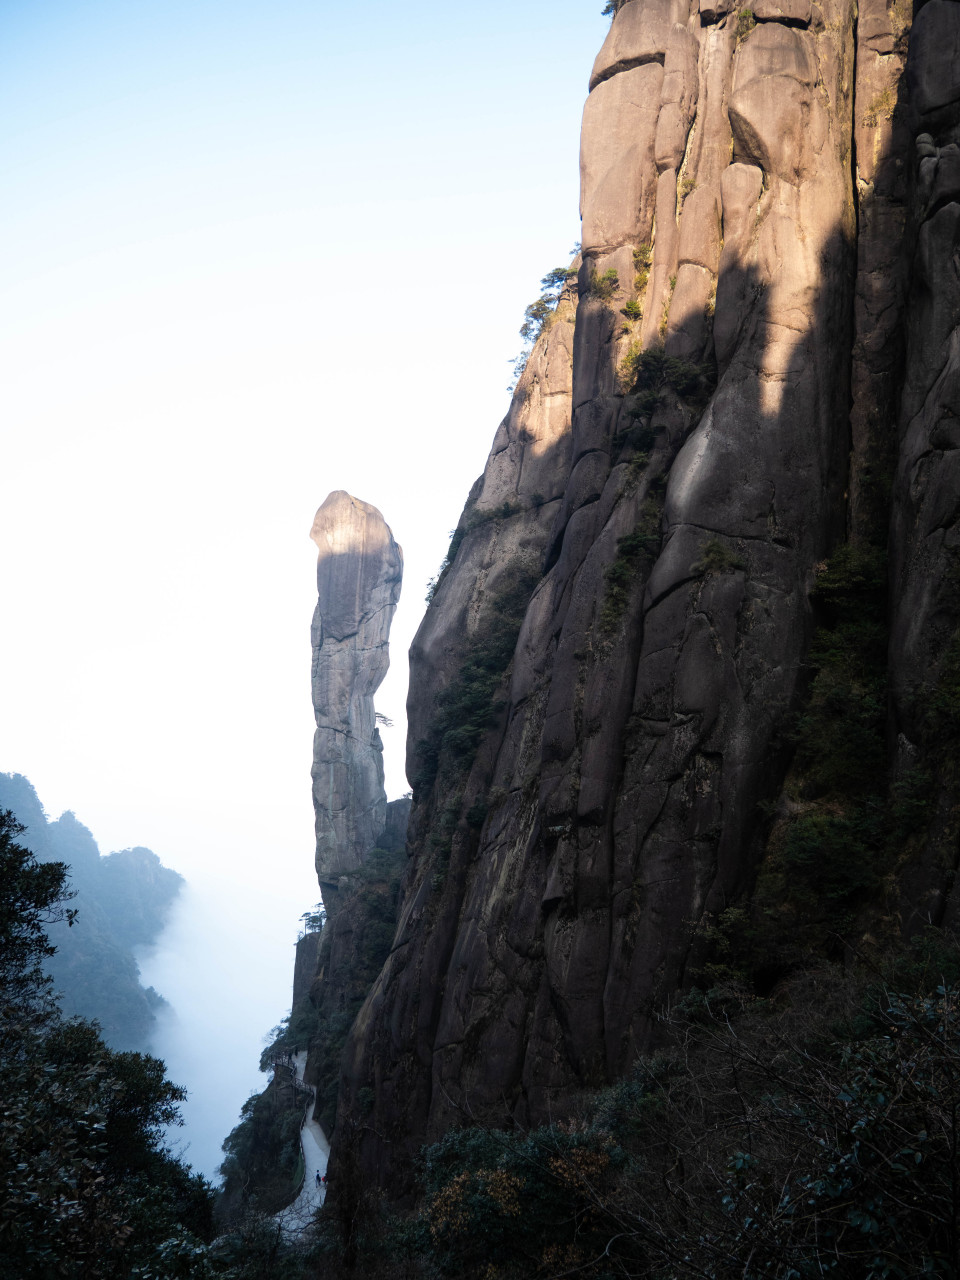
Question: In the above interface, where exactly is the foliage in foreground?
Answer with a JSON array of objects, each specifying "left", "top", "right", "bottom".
[
  {"left": 313, "top": 946, "right": 960, "bottom": 1279},
  {"left": 0, "top": 808, "right": 334, "bottom": 1280},
  {"left": 0, "top": 771, "right": 183, "bottom": 1051},
  {"left": 426, "top": 971, "right": 960, "bottom": 1278},
  {"left": 0, "top": 808, "right": 215, "bottom": 1278}
]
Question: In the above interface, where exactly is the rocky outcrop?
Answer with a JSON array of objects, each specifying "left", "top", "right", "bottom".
[
  {"left": 297, "top": 494, "right": 408, "bottom": 1136},
  {"left": 292, "top": 931, "right": 322, "bottom": 1009},
  {"left": 329, "top": 0, "right": 960, "bottom": 1199},
  {"left": 310, "top": 491, "right": 403, "bottom": 913},
  {"left": 889, "top": 0, "right": 960, "bottom": 932},
  {"left": 225, "top": 494, "right": 405, "bottom": 1214},
  {"left": 303, "top": 795, "right": 410, "bottom": 1135}
]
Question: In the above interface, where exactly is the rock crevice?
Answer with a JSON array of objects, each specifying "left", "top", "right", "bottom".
[{"left": 324, "top": 0, "right": 960, "bottom": 1203}]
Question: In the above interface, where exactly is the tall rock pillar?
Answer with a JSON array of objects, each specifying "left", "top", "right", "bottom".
[{"left": 310, "top": 491, "right": 403, "bottom": 916}]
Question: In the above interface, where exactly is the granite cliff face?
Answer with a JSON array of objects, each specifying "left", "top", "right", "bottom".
[
  {"left": 331, "top": 0, "right": 960, "bottom": 1196},
  {"left": 890, "top": 0, "right": 960, "bottom": 930},
  {"left": 299, "top": 492, "right": 410, "bottom": 1134},
  {"left": 310, "top": 491, "right": 403, "bottom": 915}
]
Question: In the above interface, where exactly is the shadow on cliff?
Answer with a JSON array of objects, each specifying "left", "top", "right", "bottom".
[
  {"left": 328, "top": 252, "right": 857, "bottom": 1208},
  {"left": 325, "top": 24, "right": 928, "bottom": 1205}
]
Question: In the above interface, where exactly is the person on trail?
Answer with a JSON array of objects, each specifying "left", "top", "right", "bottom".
[{"left": 316, "top": 1171, "right": 321, "bottom": 1188}]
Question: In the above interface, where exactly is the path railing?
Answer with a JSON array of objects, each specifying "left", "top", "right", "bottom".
[
  {"left": 270, "top": 1059, "right": 316, "bottom": 1095},
  {"left": 287, "top": 1088, "right": 316, "bottom": 1208}
]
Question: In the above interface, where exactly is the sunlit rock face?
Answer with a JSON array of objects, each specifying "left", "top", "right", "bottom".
[
  {"left": 333, "top": 0, "right": 955, "bottom": 1197},
  {"left": 310, "top": 490, "right": 402, "bottom": 912}
]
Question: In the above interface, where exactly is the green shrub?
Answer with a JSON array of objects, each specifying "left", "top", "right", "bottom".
[
  {"left": 0, "top": 813, "right": 218, "bottom": 1277},
  {"left": 633, "top": 244, "right": 652, "bottom": 271},
  {"left": 613, "top": 415, "right": 657, "bottom": 456},
  {"left": 465, "top": 798, "right": 488, "bottom": 829},
  {"left": 219, "top": 1072, "right": 307, "bottom": 1214},
  {"left": 422, "top": 1123, "right": 626, "bottom": 1277},
  {"left": 411, "top": 959, "right": 960, "bottom": 1280},
  {"left": 690, "top": 537, "right": 745, "bottom": 577},
  {"left": 599, "top": 501, "right": 663, "bottom": 633},
  {"left": 618, "top": 342, "right": 710, "bottom": 408},
  {"left": 620, "top": 298, "right": 643, "bottom": 321},
  {"left": 736, "top": 6, "right": 756, "bottom": 40},
  {"left": 588, "top": 267, "right": 619, "bottom": 301},
  {"left": 781, "top": 809, "right": 884, "bottom": 922},
  {"left": 520, "top": 266, "right": 575, "bottom": 344},
  {"left": 633, "top": 242, "right": 652, "bottom": 293}
]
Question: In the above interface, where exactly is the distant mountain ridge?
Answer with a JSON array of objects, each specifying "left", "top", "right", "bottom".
[{"left": 0, "top": 772, "right": 183, "bottom": 1051}]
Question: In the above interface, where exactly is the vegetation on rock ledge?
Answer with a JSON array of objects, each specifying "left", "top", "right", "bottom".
[{"left": 311, "top": 939, "right": 960, "bottom": 1279}]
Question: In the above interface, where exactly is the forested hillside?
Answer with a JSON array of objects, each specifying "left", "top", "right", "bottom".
[{"left": 0, "top": 773, "right": 182, "bottom": 1050}]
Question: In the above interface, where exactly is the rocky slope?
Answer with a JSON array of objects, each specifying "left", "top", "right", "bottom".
[{"left": 327, "top": 0, "right": 960, "bottom": 1199}]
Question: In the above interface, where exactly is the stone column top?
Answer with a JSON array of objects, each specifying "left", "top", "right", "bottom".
[{"left": 310, "top": 491, "right": 403, "bottom": 644}]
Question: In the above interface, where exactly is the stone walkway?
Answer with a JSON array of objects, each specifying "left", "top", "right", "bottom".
[{"left": 276, "top": 1050, "right": 329, "bottom": 1240}]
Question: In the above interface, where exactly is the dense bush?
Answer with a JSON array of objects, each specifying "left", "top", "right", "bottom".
[
  {"left": 618, "top": 342, "right": 711, "bottom": 410},
  {"left": 218, "top": 1079, "right": 305, "bottom": 1216},
  {"left": 633, "top": 242, "right": 652, "bottom": 293},
  {"left": 588, "top": 266, "right": 619, "bottom": 301},
  {"left": 689, "top": 536, "right": 746, "bottom": 577},
  {"left": 736, "top": 6, "right": 757, "bottom": 39},
  {"left": 310, "top": 949, "right": 960, "bottom": 1279},
  {"left": 0, "top": 773, "right": 183, "bottom": 1052},
  {"left": 0, "top": 809, "right": 218, "bottom": 1279},
  {"left": 404, "top": 957, "right": 960, "bottom": 1279}
]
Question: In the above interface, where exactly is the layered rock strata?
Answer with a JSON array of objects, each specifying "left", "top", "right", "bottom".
[{"left": 332, "top": 0, "right": 955, "bottom": 1197}]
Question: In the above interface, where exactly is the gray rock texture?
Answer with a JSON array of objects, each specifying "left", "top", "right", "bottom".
[
  {"left": 889, "top": 0, "right": 960, "bottom": 932},
  {"left": 310, "top": 491, "right": 402, "bottom": 908},
  {"left": 292, "top": 930, "right": 322, "bottom": 1009},
  {"left": 300, "top": 496, "right": 408, "bottom": 1136},
  {"left": 329, "top": 0, "right": 958, "bottom": 1199}
]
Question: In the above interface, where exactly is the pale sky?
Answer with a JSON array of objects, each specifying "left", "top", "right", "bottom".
[{"left": 0, "top": 0, "right": 607, "bottom": 1177}]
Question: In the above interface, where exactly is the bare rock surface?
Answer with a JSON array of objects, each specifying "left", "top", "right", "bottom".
[
  {"left": 329, "top": 0, "right": 959, "bottom": 1201},
  {"left": 907, "top": 0, "right": 960, "bottom": 116},
  {"left": 310, "top": 491, "right": 402, "bottom": 902}
]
